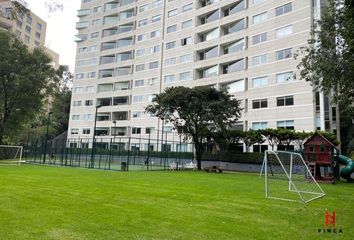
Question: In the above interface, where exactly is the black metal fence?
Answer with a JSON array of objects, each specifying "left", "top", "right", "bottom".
[{"left": 23, "top": 136, "right": 195, "bottom": 171}]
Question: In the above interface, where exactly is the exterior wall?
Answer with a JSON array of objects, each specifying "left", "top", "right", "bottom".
[{"left": 68, "top": 0, "right": 333, "bottom": 149}]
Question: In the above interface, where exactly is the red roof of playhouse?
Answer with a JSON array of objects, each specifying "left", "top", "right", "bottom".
[{"left": 303, "top": 132, "right": 339, "bottom": 149}]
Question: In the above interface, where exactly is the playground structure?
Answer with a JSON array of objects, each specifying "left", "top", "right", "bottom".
[{"left": 303, "top": 133, "right": 354, "bottom": 183}]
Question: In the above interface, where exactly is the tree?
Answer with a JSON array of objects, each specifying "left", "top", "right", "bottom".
[
  {"left": 277, "top": 129, "right": 296, "bottom": 150},
  {"left": 50, "top": 65, "right": 72, "bottom": 135},
  {"left": 242, "top": 130, "right": 264, "bottom": 152},
  {"left": 296, "top": 0, "right": 354, "bottom": 104},
  {"left": 293, "top": 131, "right": 312, "bottom": 150},
  {"left": 259, "top": 128, "right": 280, "bottom": 150},
  {"left": 0, "top": 30, "right": 57, "bottom": 144},
  {"left": 146, "top": 86, "right": 242, "bottom": 170}
]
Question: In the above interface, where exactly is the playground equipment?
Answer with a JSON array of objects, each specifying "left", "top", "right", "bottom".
[
  {"left": 338, "top": 155, "right": 354, "bottom": 182},
  {"left": 303, "top": 133, "right": 354, "bottom": 183}
]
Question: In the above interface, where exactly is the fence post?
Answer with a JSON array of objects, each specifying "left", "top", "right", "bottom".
[
  {"left": 108, "top": 138, "right": 112, "bottom": 170},
  {"left": 127, "top": 137, "right": 131, "bottom": 171}
]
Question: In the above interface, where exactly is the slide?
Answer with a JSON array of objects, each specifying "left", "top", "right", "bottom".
[{"left": 338, "top": 155, "right": 354, "bottom": 182}]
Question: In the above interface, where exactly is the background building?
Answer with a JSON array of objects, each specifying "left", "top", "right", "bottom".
[
  {"left": 68, "top": 0, "right": 338, "bottom": 151},
  {"left": 0, "top": 0, "right": 59, "bottom": 67}
]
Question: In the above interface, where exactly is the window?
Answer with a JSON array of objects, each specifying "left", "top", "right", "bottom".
[
  {"left": 252, "top": 0, "right": 263, "bottom": 4},
  {"left": 132, "top": 112, "right": 143, "bottom": 118},
  {"left": 97, "top": 84, "right": 112, "bottom": 92},
  {"left": 276, "top": 48, "right": 292, "bottom": 60},
  {"left": 87, "top": 72, "right": 96, "bottom": 78},
  {"left": 146, "top": 127, "right": 154, "bottom": 134},
  {"left": 36, "top": 23, "right": 42, "bottom": 30},
  {"left": 252, "top": 122, "right": 268, "bottom": 130},
  {"left": 181, "top": 37, "right": 192, "bottom": 46},
  {"left": 136, "top": 48, "right": 145, "bottom": 57},
  {"left": 200, "top": 10, "right": 219, "bottom": 24},
  {"left": 137, "top": 34, "right": 147, "bottom": 41},
  {"left": 277, "top": 120, "right": 294, "bottom": 130},
  {"left": 135, "top": 64, "right": 145, "bottom": 72},
  {"left": 114, "top": 82, "right": 130, "bottom": 91},
  {"left": 135, "top": 79, "right": 144, "bottom": 87},
  {"left": 275, "top": 3, "right": 292, "bottom": 16},
  {"left": 164, "top": 74, "right": 175, "bottom": 84},
  {"left": 133, "top": 95, "right": 144, "bottom": 102},
  {"left": 166, "top": 41, "right": 176, "bottom": 49},
  {"left": 72, "top": 115, "right": 80, "bottom": 120},
  {"left": 179, "top": 71, "right": 192, "bottom": 81},
  {"left": 222, "top": 59, "right": 245, "bottom": 74},
  {"left": 35, "top": 32, "right": 41, "bottom": 39},
  {"left": 83, "top": 128, "right": 91, "bottom": 134},
  {"left": 252, "top": 99, "right": 268, "bottom": 109},
  {"left": 165, "top": 57, "right": 176, "bottom": 66},
  {"left": 86, "top": 86, "right": 95, "bottom": 93},
  {"left": 167, "top": 25, "right": 177, "bottom": 33},
  {"left": 85, "top": 100, "right": 93, "bottom": 106},
  {"left": 276, "top": 71, "right": 293, "bottom": 83},
  {"left": 277, "top": 95, "right": 294, "bottom": 106},
  {"left": 224, "top": 1, "right": 245, "bottom": 16},
  {"left": 199, "top": 28, "right": 219, "bottom": 42},
  {"left": 34, "top": 41, "right": 40, "bottom": 47},
  {"left": 132, "top": 128, "right": 141, "bottom": 134},
  {"left": 223, "top": 19, "right": 245, "bottom": 34},
  {"left": 151, "top": 14, "right": 161, "bottom": 22},
  {"left": 222, "top": 80, "right": 245, "bottom": 93},
  {"left": 138, "top": 19, "right": 147, "bottom": 27},
  {"left": 252, "top": 54, "right": 267, "bottom": 66},
  {"left": 182, "top": 3, "right": 193, "bottom": 12},
  {"left": 252, "top": 33, "right": 267, "bottom": 45},
  {"left": 73, "top": 101, "right": 81, "bottom": 106},
  {"left": 92, "top": 19, "right": 101, "bottom": 25},
  {"left": 151, "top": 30, "right": 160, "bottom": 38},
  {"left": 71, "top": 129, "right": 79, "bottom": 135},
  {"left": 252, "top": 76, "right": 268, "bottom": 88},
  {"left": 276, "top": 25, "right": 293, "bottom": 38},
  {"left": 76, "top": 73, "right": 85, "bottom": 79},
  {"left": 223, "top": 39, "right": 245, "bottom": 54},
  {"left": 26, "top": 16, "right": 32, "bottom": 24},
  {"left": 253, "top": 12, "right": 267, "bottom": 24},
  {"left": 83, "top": 114, "right": 93, "bottom": 121},
  {"left": 99, "top": 69, "right": 114, "bottom": 78},
  {"left": 25, "top": 25, "right": 31, "bottom": 33},
  {"left": 200, "top": 65, "right": 218, "bottom": 78},
  {"left": 149, "top": 61, "right": 159, "bottom": 69},
  {"left": 74, "top": 87, "right": 83, "bottom": 93},
  {"left": 139, "top": 4, "right": 148, "bottom": 12},
  {"left": 168, "top": 9, "right": 178, "bottom": 17},
  {"left": 91, "top": 32, "right": 99, "bottom": 38},
  {"left": 180, "top": 54, "right": 193, "bottom": 63},
  {"left": 182, "top": 20, "right": 193, "bottom": 29}
]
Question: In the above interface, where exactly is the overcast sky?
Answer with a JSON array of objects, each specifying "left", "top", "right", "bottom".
[{"left": 26, "top": 0, "right": 81, "bottom": 72}]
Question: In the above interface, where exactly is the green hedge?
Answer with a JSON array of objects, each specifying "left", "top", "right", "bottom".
[{"left": 202, "top": 152, "right": 264, "bottom": 164}]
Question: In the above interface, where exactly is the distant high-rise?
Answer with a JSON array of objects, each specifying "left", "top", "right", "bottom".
[
  {"left": 0, "top": 0, "right": 59, "bottom": 68},
  {"left": 68, "top": 0, "right": 338, "bottom": 151}
]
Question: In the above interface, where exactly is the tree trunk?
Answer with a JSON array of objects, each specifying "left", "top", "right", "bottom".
[
  {"left": 0, "top": 124, "right": 4, "bottom": 145},
  {"left": 195, "top": 142, "right": 203, "bottom": 170}
]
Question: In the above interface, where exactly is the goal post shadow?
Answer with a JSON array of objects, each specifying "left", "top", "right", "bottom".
[{"left": 260, "top": 150, "right": 325, "bottom": 203}]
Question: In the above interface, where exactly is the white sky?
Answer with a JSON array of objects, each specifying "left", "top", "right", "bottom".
[{"left": 26, "top": 0, "right": 81, "bottom": 72}]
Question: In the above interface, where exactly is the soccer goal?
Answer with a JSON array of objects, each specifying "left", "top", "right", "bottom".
[
  {"left": 261, "top": 150, "right": 325, "bottom": 203},
  {"left": 0, "top": 145, "right": 24, "bottom": 165}
]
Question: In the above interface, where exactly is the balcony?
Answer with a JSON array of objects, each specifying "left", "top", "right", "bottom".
[
  {"left": 113, "top": 96, "right": 129, "bottom": 105},
  {"left": 111, "top": 127, "right": 128, "bottom": 136},
  {"left": 76, "top": 21, "right": 89, "bottom": 29},
  {"left": 97, "top": 113, "right": 111, "bottom": 122},
  {"left": 222, "top": 19, "right": 245, "bottom": 36},
  {"left": 199, "top": 10, "right": 219, "bottom": 25},
  {"left": 112, "top": 111, "right": 129, "bottom": 121},
  {"left": 223, "top": 0, "right": 245, "bottom": 17},
  {"left": 221, "top": 59, "right": 245, "bottom": 74},
  {"left": 74, "top": 34, "right": 88, "bottom": 42},
  {"left": 97, "top": 98, "right": 112, "bottom": 106},
  {"left": 77, "top": 9, "right": 90, "bottom": 17}
]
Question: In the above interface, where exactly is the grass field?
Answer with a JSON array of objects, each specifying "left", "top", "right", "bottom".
[{"left": 0, "top": 165, "right": 353, "bottom": 240}]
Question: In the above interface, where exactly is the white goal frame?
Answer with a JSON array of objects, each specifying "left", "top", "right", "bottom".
[
  {"left": 262, "top": 150, "right": 325, "bottom": 203},
  {"left": 0, "top": 145, "right": 24, "bottom": 165}
]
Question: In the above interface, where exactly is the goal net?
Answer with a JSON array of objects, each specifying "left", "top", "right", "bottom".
[
  {"left": 0, "top": 145, "right": 24, "bottom": 165},
  {"left": 262, "top": 150, "right": 325, "bottom": 203}
]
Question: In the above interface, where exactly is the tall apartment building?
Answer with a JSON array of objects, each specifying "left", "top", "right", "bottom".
[
  {"left": 0, "top": 0, "right": 59, "bottom": 67},
  {"left": 69, "top": 0, "right": 338, "bottom": 151}
]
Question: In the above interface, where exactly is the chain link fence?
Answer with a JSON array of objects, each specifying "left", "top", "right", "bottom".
[{"left": 24, "top": 136, "right": 195, "bottom": 171}]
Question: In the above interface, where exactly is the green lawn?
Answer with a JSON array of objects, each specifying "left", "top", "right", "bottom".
[{"left": 0, "top": 165, "right": 353, "bottom": 240}]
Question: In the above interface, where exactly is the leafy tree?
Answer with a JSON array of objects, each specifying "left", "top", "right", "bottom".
[
  {"left": 242, "top": 130, "right": 264, "bottom": 152},
  {"left": 259, "top": 128, "right": 280, "bottom": 150},
  {"left": 277, "top": 129, "right": 297, "bottom": 150},
  {"left": 0, "top": 30, "right": 57, "bottom": 144},
  {"left": 146, "top": 86, "right": 242, "bottom": 169},
  {"left": 50, "top": 66, "right": 72, "bottom": 134},
  {"left": 316, "top": 130, "right": 340, "bottom": 146},
  {"left": 296, "top": 0, "right": 354, "bottom": 104}
]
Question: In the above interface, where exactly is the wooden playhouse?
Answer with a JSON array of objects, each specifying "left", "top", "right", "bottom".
[{"left": 303, "top": 133, "right": 339, "bottom": 183}]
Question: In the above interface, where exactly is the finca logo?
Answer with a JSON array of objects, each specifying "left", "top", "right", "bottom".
[{"left": 318, "top": 209, "right": 343, "bottom": 234}]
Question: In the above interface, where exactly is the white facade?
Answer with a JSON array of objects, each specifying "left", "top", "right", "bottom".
[{"left": 68, "top": 0, "right": 338, "bottom": 148}]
